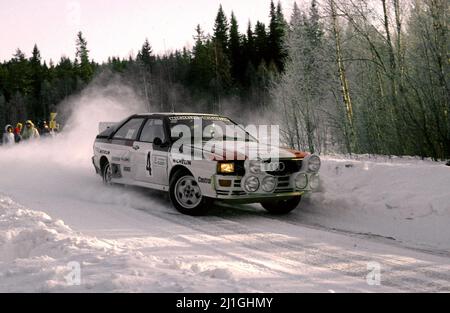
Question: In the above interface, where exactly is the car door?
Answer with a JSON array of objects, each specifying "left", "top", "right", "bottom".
[
  {"left": 132, "top": 117, "right": 169, "bottom": 186},
  {"left": 109, "top": 117, "right": 145, "bottom": 182}
]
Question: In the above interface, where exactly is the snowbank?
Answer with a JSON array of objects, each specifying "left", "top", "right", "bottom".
[
  {"left": 301, "top": 155, "right": 450, "bottom": 252},
  {"left": 0, "top": 195, "right": 244, "bottom": 292}
]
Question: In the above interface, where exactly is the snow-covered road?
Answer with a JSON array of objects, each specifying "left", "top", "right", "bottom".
[
  {"left": 1, "top": 149, "right": 449, "bottom": 292},
  {"left": 1, "top": 92, "right": 449, "bottom": 292}
]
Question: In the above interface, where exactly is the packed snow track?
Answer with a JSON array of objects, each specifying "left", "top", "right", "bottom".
[
  {"left": 0, "top": 98, "right": 449, "bottom": 292},
  {"left": 1, "top": 150, "right": 449, "bottom": 292}
]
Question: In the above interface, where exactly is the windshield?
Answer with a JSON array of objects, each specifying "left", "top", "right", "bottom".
[{"left": 169, "top": 115, "right": 258, "bottom": 143}]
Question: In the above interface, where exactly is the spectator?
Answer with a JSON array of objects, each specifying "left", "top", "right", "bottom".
[
  {"left": 2, "top": 124, "right": 15, "bottom": 146},
  {"left": 21, "top": 120, "right": 40, "bottom": 140},
  {"left": 40, "top": 121, "right": 52, "bottom": 138},
  {"left": 14, "top": 122, "right": 22, "bottom": 143}
]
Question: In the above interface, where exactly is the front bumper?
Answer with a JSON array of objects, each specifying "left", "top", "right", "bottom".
[{"left": 212, "top": 172, "right": 319, "bottom": 203}]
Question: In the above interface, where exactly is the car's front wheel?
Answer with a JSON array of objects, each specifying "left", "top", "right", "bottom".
[
  {"left": 260, "top": 196, "right": 302, "bottom": 214},
  {"left": 102, "top": 161, "right": 113, "bottom": 185},
  {"left": 169, "top": 170, "right": 212, "bottom": 216}
]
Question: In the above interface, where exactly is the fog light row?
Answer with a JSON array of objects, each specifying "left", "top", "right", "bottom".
[
  {"left": 243, "top": 173, "right": 318, "bottom": 193},
  {"left": 243, "top": 175, "right": 277, "bottom": 193}
]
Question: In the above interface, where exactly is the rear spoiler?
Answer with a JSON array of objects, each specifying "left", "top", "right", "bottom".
[{"left": 98, "top": 122, "right": 117, "bottom": 133}]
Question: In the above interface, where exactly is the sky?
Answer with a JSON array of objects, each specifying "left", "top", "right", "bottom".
[{"left": 0, "top": 0, "right": 300, "bottom": 63}]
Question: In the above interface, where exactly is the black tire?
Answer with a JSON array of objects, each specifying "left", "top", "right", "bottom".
[
  {"left": 169, "top": 170, "right": 212, "bottom": 216},
  {"left": 260, "top": 196, "right": 302, "bottom": 214},
  {"left": 102, "top": 161, "right": 113, "bottom": 185}
]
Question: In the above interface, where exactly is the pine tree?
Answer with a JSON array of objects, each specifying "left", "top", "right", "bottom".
[
  {"left": 136, "top": 38, "right": 156, "bottom": 111},
  {"left": 137, "top": 38, "right": 155, "bottom": 70},
  {"left": 30, "top": 44, "right": 45, "bottom": 120},
  {"left": 75, "top": 31, "right": 93, "bottom": 83},
  {"left": 212, "top": 6, "right": 232, "bottom": 111},
  {"left": 213, "top": 5, "right": 229, "bottom": 53},
  {"left": 189, "top": 25, "right": 214, "bottom": 92},
  {"left": 245, "top": 21, "right": 256, "bottom": 65},
  {"left": 290, "top": 2, "right": 302, "bottom": 27},
  {"left": 9, "top": 49, "right": 31, "bottom": 100},
  {"left": 242, "top": 21, "right": 256, "bottom": 90},
  {"left": 229, "top": 12, "right": 243, "bottom": 86},
  {"left": 254, "top": 21, "right": 268, "bottom": 65},
  {"left": 268, "top": 1, "right": 287, "bottom": 72}
]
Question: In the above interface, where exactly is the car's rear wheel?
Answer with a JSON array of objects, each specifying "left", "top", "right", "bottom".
[
  {"left": 260, "top": 196, "right": 302, "bottom": 214},
  {"left": 102, "top": 161, "right": 113, "bottom": 185},
  {"left": 169, "top": 170, "right": 211, "bottom": 216}
]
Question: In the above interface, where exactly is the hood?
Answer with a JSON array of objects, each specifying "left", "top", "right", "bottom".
[
  {"left": 177, "top": 139, "right": 309, "bottom": 161},
  {"left": 4, "top": 124, "right": 12, "bottom": 132}
]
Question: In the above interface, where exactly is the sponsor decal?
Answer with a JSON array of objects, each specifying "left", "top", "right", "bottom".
[
  {"left": 198, "top": 177, "right": 212, "bottom": 184},
  {"left": 169, "top": 115, "right": 230, "bottom": 122},
  {"left": 99, "top": 149, "right": 110, "bottom": 155},
  {"left": 153, "top": 156, "right": 167, "bottom": 167},
  {"left": 112, "top": 156, "right": 130, "bottom": 162},
  {"left": 173, "top": 159, "right": 192, "bottom": 165}
]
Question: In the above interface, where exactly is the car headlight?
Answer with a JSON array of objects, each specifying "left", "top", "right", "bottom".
[
  {"left": 249, "top": 159, "right": 262, "bottom": 174},
  {"left": 295, "top": 173, "right": 308, "bottom": 189},
  {"left": 261, "top": 176, "right": 276, "bottom": 192},
  {"left": 307, "top": 155, "right": 321, "bottom": 172},
  {"left": 217, "top": 162, "right": 235, "bottom": 174},
  {"left": 243, "top": 176, "right": 260, "bottom": 193}
]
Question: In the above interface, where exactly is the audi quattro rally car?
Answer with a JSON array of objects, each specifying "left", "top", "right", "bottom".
[{"left": 92, "top": 113, "right": 321, "bottom": 216}]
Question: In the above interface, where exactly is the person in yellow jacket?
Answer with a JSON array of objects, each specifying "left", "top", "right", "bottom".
[{"left": 21, "top": 120, "right": 40, "bottom": 140}]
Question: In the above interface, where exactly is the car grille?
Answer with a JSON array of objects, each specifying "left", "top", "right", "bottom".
[
  {"left": 266, "top": 159, "right": 303, "bottom": 176},
  {"left": 274, "top": 176, "right": 294, "bottom": 193}
]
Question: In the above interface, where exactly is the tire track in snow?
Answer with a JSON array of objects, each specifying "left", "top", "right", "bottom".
[
  {"left": 214, "top": 203, "right": 450, "bottom": 287},
  {"left": 131, "top": 198, "right": 450, "bottom": 292}
]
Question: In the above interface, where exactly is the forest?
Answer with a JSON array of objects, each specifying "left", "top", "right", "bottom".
[{"left": 0, "top": 0, "right": 448, "bottom": 159}]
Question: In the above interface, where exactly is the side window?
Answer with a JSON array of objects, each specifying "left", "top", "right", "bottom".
[
  {"left": 113, "top": 118, "right": 144, "bottom": 140},
  {"left": 139, "top": 119, "right": 166, "bottom": 143}
]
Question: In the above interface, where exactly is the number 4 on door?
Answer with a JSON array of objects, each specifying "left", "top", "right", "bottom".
[{"left": 146, "top": 151, "right": 152, "bottom": 176}]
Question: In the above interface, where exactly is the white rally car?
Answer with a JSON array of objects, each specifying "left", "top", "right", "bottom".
[{"left": 92, "top": 113, "right": 320, "bottom": 215}]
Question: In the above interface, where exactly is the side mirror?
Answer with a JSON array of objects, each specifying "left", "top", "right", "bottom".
[{"left": 153, "top": 137, "right": 163, "bottom": 147}]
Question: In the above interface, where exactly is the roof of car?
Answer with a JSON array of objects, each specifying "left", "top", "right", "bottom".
[{"left": 134, "top": 112, "right": 222, "bottom": 117}]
